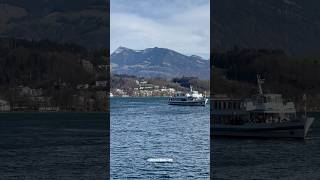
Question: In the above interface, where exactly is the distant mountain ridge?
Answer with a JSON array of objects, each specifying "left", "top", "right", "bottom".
[
  {"left": 111, "top": 47, "right": 210, "bottom": 79},
  {"left": 0, "top": 1, "right": 108, "bottom": 49},
  {"left": 213, "top": 0, "right": 320, "bottom": 57}
]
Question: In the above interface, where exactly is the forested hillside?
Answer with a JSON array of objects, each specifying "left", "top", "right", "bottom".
[
  {"left": 0, "top": 38, "right": 109, "bottom": 111},
  {"left": 212, "top": 48, "right": 320, "bottom": 109},
  {"left": 213, "top": 0, "right": 320, "bottom": 57}
]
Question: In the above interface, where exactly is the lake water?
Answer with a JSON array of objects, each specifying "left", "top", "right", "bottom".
[
  {"left": 110, "top": 97, "right": 210, "bottom": 179},
  {"left": 0, "top": 113, "right": 109, "bottom": 179},
  {"left": 212, "top": 113, "right": 320, "bottom": 180},
  {"left": 2, "top": 99, "right": 317, "bottom": 179}
]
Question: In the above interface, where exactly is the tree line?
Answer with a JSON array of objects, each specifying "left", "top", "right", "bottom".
[{"left": 212, "top": 48, "right": 320, "bottom": 108}]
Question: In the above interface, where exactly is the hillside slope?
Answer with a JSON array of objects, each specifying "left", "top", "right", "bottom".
[
  {"left": 213, "top": 0, "right": 320, "bottom": 57},
  {"left": 111, "top": 47, "right": 210, "bottom": 79}
]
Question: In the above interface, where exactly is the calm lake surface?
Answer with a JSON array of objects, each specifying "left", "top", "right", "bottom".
[
  {"left": 111, "top": 97, "right": 210, "bottom": 179},
  {"left": 212, "top": 113, "right": 320, "bottom": 180},
  {"left": 0, "top": 112, "right": 108, "bottom": 179}
]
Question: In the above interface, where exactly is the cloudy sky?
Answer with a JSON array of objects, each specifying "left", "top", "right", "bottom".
[{"left": 110, "top": 0, "right": 210, "bottom": 59}]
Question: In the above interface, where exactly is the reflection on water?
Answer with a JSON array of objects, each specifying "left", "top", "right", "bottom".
[
  {"left": 111, "top": 97, "right": 210, "bottom": 179},
  {"left": 0, "top": 113, "right": 108, "bottom": 179}
]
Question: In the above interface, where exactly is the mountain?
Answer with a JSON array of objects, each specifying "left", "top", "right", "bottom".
[
  {"left": 111, "top": 47, "right": 210, "bottom": 79},
  {"left": 213, "top": 0, "right": 320, "bottom": 57},
  {"left": 0, "top": 1, "right": 108, "bottom": 49}
]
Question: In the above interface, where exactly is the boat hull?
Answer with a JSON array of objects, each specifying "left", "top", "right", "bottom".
[
  {"left": 168, "top": 99, "right": 208, "bottom": 106},
  {"left": 211, "top": 118, "right": 314, "bottom": 139}
]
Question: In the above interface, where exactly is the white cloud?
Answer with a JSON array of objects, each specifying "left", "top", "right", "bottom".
[{"left": 111, "top": 0, "right": 210, "bottom": 59}]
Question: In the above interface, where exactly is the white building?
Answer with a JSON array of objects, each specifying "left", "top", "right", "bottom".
[
  {"left": 19, "top": 86, "right": 32, "bottom": 96},
  {"left": 38, "top": 107, "right": 60, "bottom": 112},
  {"left": 81, "top": 59, "right": 94, "bottom": 73},
  {"left": 96, "top": 81, "right": 108, "bottom": 87},
  {"left": 19, "top": 86, "right": 43, "bottom": 97},
  {"left": 76, "top": 84, "right": 89, "bottom": 89},
  {"left": 0, "top": 99, "right": 10, "bottom": 111}
]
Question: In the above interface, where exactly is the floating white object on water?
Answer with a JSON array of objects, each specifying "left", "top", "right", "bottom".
[{"left": 147, "top": 158, "right": 173, "bottom": 163}]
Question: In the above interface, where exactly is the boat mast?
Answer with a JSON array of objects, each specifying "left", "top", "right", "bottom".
[
  {"left": 257, "top": 74, "right": 264, "bottom": 95},
  {"left": 303, "top": 94, "right": 307, "bottom": 118}
]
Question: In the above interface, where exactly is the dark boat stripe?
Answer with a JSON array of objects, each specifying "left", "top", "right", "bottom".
[{"left": 212, "top": 125, "right": 304, "bottom": 132}]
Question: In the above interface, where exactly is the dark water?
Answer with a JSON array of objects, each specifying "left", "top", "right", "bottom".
[
  {"left": 212, "top": 113, "right": 320, "bottom": 180},
  {"left": 0, "top": 113, "right": 109, "bottom": 179},
  {"left": 111, "top": 97, "right": 210, "bottom": 179}
]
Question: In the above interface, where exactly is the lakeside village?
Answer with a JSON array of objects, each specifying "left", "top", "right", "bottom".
[
  {"left": 110, "top": 76, "right": 210, "bottom": 98},
  {"left": 0, "top": 82, "right": 108, "bottom": 112},
  {"left": 0, "top": 59, "right": 109, "bottom": 112},
  {"left": 111, "top": 80, "right": 176, "bottom": 97}
]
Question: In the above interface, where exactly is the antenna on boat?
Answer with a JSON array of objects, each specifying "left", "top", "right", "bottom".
[
  {"left": 303, "top": 94, "right": 307, "bottom": 118},
  {"left": 257, "top": 74, "right": 265, "bottom": 95},
  {"left": 190, "top": 85, "right": 193, "bottom": 92}
]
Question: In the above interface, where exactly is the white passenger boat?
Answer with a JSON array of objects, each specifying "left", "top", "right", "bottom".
[
  {"left": 211, "top": 75, "right": 314, "bottom": 139},
  {"left": 168, "top": 86, "right": 208, "bottom": 106}
]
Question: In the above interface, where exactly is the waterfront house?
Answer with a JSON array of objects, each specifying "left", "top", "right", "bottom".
[
  {"left": 80, "top": 59, "right": 94, "bottom": 73},
  {"left": 0, "top": 99, "right": 10, "bottom": 111},
  {"left": 96, "top": 81, "right": 107, "bottom": 87}
]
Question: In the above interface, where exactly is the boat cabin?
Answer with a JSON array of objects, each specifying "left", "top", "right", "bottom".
[
  {"left": 211, "top": 96, "right": 248, "bottom": 125},
  {"left": 212, "top": 93, "right": 297, "bottom": 125},
  {"left": 245, "top": 94, "right": 297, "bottom": 123}
]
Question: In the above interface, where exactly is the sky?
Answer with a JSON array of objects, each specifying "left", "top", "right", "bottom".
[{"left": 110, "top": 0, "right": 210, "bottom": 59}]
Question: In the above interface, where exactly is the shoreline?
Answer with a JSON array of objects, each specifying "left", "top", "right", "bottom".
[
  {"left": 0, "top": 111, "right": 108, "bottom": 114},
  {"left": 111, "top": 96, "right": 211, "bottom": 98}
]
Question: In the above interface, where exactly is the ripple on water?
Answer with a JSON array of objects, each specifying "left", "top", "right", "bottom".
[{"left": 111, "top": 97, "right": 210, "bottom": 179}]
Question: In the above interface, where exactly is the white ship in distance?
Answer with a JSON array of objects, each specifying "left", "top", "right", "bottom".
[{"left": 168, "top": 86, "right": 208, "bottom": 106}]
